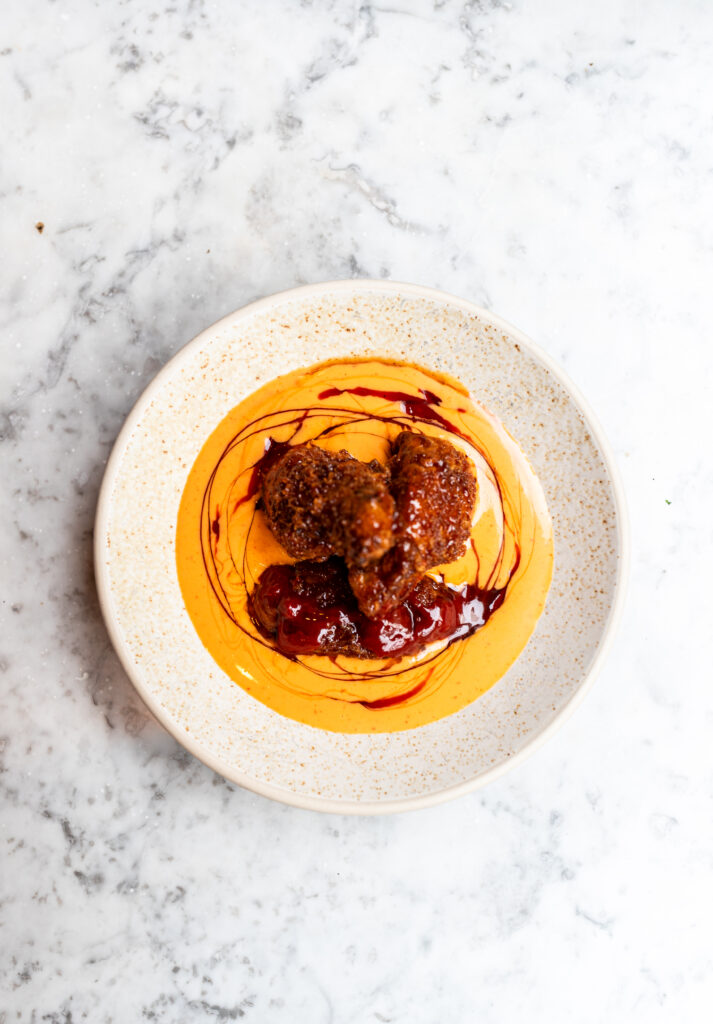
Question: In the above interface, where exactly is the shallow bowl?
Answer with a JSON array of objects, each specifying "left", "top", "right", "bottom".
[{"left": 95, "top": 280, "right": 628, "bottom": 813}]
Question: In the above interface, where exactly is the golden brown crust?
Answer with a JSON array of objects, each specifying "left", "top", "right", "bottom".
[
  {"left": 261, "top": 445, "right": 395, "bottom": 567},
  {"left": 348, "top": 542, "right": 423, "bottom": 620},
  {"left": 349, "top": 432, "right": 477, "bottom": 617},
  {"left": 390, "top": 431, "right": 476, "bottom": 566}
]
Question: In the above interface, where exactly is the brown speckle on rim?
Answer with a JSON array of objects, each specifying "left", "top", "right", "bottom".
[{"left": 35, "top": 221, "right": 44, "bottom": 234}]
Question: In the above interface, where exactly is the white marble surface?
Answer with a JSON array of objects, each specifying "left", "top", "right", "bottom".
[{"left": 1, "top": 0, "right": 712, "bottom": 1019}]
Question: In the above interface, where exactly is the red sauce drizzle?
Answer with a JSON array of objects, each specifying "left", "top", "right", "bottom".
[
  {"left": 318, "top": 385, "right": 469, "bottom": 441},
  {"left": 358, "top": 677, "right": 429, "bottom": 710},
  {"left": 232, "top": 437, "right": 293, "bottom": 512},
  {"left": 211, "top": 505, "right": 221, "bottom": 557}
]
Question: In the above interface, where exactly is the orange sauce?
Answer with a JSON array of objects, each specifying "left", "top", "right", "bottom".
[{"left": 176, "top": 358, "right": 553, "bottom": 733}]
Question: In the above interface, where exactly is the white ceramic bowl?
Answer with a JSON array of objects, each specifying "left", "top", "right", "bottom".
[{"left": 95, "top": 281, "right": 628, "bottom": 813}]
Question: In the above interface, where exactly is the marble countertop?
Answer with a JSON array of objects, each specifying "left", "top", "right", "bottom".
[{"left": 2, "top": 0, "right": 712, "bottom": 1019}]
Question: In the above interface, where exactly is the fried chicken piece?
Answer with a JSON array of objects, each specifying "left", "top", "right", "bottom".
[
  {"left": 349, "top": 431, "right": 477, "bottom": 617},
  {"left": 348, "top": 545, "right": 421, "bottom": 621},
  {"left": 261, "top": 445, "right": 396, "bottom": 568},
  {"left": 261, "top": 433, "right": 476, "bottom": 620}
]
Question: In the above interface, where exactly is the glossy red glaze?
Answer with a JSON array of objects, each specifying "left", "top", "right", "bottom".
[{"left": 249, "top": 558, "right": 504, "bottom": 661}]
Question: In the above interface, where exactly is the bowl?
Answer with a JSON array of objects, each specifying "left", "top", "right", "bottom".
[{"left": 95, "top": 280, "right": 628, "bottom": 813}]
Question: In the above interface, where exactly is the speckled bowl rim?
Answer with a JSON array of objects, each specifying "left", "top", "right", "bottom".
[{"left": 94, "top": 280, "right": 629, "bottom": 814}]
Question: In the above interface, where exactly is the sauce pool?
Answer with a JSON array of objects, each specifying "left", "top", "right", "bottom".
[{"left": 175, "top": 358, "right": 553, "bottom": 733}]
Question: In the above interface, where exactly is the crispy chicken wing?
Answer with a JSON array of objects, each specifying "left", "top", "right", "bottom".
[
  {"left": 389, "top": 431, "right": 477, "bottom": 565},
  {"left": 349, "top": 431, "right": 477, "bottom": 617},
  {"left": 261, "top": 445, "right": 395, "bottom": 568},
  {"left": 261, "top": 432, "right": 477, "bottom": 621}
]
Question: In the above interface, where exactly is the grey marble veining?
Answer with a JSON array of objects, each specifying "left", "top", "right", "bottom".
[{"left": 2, "top": 0, "right": 712, "bottom": 1020}]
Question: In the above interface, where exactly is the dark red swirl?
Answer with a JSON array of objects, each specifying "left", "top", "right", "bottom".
[{"left": 318, "top": 385, "right": 470, "bottom": 441}]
